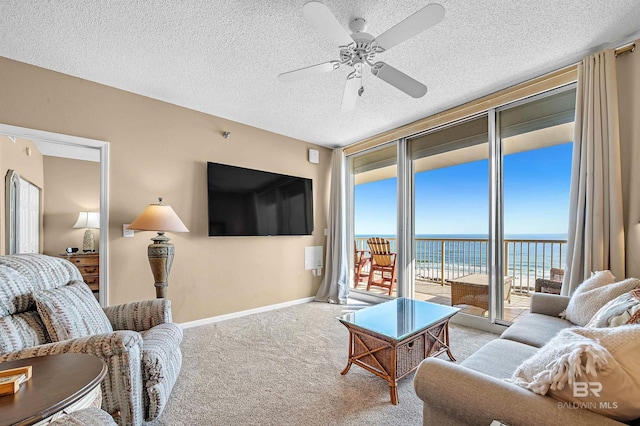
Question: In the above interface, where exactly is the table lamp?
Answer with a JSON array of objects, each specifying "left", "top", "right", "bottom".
[
  {"left": 128, "top": 197, "right": 189, "bottom": 298},
  {"left": 73, "top": 211, "right": 100, "bottom": 252}
]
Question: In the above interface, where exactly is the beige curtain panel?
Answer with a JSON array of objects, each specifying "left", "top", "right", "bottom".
[
  {"left": 563, "top": 49, "right": 626, "bottom": 295},
  {"left": 315, "top": 149, "right": 349, "bottom": 304}
]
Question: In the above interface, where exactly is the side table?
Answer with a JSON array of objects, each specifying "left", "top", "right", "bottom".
[
  {"left": 0, "top": 353, "right": 107, "bottom": 426},
  {"left": 60, "top": 253, "right": 100, "bottom": 292}
]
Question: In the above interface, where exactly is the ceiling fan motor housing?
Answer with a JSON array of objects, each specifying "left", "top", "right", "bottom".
[{"left": 341, "top": 29, "right": 376, "bottom": 67}]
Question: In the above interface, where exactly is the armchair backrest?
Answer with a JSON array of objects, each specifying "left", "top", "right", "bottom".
[{"left": 0, "top": 254, "right": 83, "bottom": 354}]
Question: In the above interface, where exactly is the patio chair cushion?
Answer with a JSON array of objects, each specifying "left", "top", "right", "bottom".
[
  {"left": 34, "top": 281, "right": 113, "bottom": 341},
  {"left": 563, "top": 270, "right": 616, "bottom": 325},
  {"left": 586, "top": 289, "right": 640, "bottom": 328},
  {"left": 510, "top": 325, "right": 640, "bottom": 422},
  {"left": 500, "top": 313, "right": 572, "bottom": 348}
]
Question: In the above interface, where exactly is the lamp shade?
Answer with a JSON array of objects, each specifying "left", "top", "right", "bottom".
[
  {"left": 128, "top": 202, "right": 189, "bottom": 233},
  {"left": 73, "top": 211, "right": 100, "bottom": 229}
]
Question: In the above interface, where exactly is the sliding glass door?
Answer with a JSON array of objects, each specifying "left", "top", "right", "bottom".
[
  {"left": 349, "top": 142, "right": 399, "bottom": 299},
  {"left": 346, "top": 84, "right": 576, "bottom": 325},
  {"left": 409, "top": 115, "right": 489, "bottom": 317},
  {"left": 497, "top": 87, "right": 575, "bottom": 322}
]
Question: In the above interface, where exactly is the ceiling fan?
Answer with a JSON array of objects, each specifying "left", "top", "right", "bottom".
[{"left": 278, "top": 2, "right": 445, "bottom": 112}]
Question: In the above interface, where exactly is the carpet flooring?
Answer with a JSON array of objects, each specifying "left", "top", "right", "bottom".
[{"left": 150, "top": 301, "right": 497, "bottom": 426}]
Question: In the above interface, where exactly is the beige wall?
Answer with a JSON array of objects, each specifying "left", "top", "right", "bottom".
[
  {"left": 0, "top": 136, "right": 44, "bottom": 254},
  {"left": 617, "top": 40, "right": 640, "bottom": 278},
  {"left": 0, "top": 57, "right": 331, "bottom": 323},
  {"left": 42, "top": 156, "right": 100, "bottom": 256}
]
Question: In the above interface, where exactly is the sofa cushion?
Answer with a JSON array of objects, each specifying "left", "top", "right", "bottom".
[
  {"left": 0, "top": 311, "right": 50, "bottom": 355},
  {"left": 566, "top": 277, "right": 640, "bottom": 326},
  {"left": 510, "top": 325, "right": 640, "bottom": 422},
  {"left": 500, "top": 313, "right": 572, "bottom": 348},
  {"left": 34, "top": 281, "right": 113, "bottom": 341},
  {"left": 586, "top": 289, "right": 640, "bottom": 328},
  {"left": 562, "top": 270, "right": 616, "bottom": 325},
  {"left": 461, "top": 338, "right": 538, "bottom": 378}
]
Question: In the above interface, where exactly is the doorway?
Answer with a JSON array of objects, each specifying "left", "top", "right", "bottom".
[{"left": 0, "top": 124, "right": 110, "bottom": 306}]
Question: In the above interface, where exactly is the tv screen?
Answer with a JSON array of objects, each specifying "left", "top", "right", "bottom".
[{"left": 207, "top": 162, "right": 314, "bottom": 236}]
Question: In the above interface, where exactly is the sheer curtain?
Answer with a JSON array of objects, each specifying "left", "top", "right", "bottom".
[
  {"left": 563, "top": 49, "right": 625, "bottom": 295},
  {"left": 315, "top": 149, "right": 349, "bottom": 304}
]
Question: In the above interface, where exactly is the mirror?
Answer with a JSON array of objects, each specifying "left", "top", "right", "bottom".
[{"left": 5, "top": 169, "right": 41, "bottom": 254}]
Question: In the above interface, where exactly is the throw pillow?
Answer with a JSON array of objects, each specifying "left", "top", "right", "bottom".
[
  {"left": 586, "top": 289, "right": 640, "bottom": 328},
  {"left": 34, "top": 281, "right": 113, "bottom": 341},
  {"left": 563, "top": 271, "right": 636, "bottom": 326},
  {"left": 509, "top": 325, "right": 640, "bottom": 422}
]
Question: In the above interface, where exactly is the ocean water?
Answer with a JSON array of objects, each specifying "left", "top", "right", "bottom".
[{"left": 356, "top": 233, "right": 568, "bottom": 284}]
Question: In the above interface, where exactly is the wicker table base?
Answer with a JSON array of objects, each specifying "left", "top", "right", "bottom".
[
  {"left": 339, "top": 317, "right": 455, "bottom": 404},
  {"left": 449, "top": 273, "right": 514, "bottom": 311}
]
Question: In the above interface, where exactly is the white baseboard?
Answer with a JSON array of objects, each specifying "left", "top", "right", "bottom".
[{"left": 179, "top": 296, "right": 316, "bottom": 329}]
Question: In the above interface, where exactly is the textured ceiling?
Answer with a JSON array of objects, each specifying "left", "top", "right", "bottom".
[{"left": 1, "top": 1, "right": 639, "bottom": 148}]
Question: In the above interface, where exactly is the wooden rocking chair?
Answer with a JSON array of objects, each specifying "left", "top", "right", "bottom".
[
  {"left": 366, "top": 237, "right": 397, "bottom": 296},
  {"left": 354, "top": 242, "right": 371, "bottom": 288}
]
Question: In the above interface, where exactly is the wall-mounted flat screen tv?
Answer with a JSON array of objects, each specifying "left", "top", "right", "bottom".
[{"left": 207, "top": 162, "right": 314, "bottom": 236}]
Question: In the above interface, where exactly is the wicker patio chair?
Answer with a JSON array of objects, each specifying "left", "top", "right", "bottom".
[
  {"left": 354, "top": 241, "right": 371, "bottom": 288},
  {"left": 534, "top": 267, "right": 564, "bottom": 294},
  {"left": 366, "top": 237, "right": 397, "bottom": 296}
]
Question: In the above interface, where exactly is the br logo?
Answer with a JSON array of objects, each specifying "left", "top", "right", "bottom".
[{"left": 573, "top": 382, "right": 602, "bottom": 397}]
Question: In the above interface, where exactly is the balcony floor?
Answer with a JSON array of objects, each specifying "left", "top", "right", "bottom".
[{"left": 353, "top": 278, "right": 532, "bottom": 323}]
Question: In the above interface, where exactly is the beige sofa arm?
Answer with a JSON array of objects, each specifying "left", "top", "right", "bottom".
[
  {"left": 414, "top": 358, "right": 624, "bottom": 426},
  {"left": 104, "top": 298, "right": 172, "bottom": 331},
  {"left": 530, "top": 293, "right": 570, "bottom": 317}
]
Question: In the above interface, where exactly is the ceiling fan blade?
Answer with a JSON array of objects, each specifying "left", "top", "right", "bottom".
[
  {"left": 303, "top": 1, "right": 355, "bottom": 48},
  {"left": 371, "top": 62, "right": 427, "bottom": 98},
  {"left": 278, "top": 61, "right": 340, "bottom": 82},
  {"left": 341, "top": 70, "right": 361, "bottom": 112},
  {"left": 374, "top": 3, "right": 445, "bottom": 52}
]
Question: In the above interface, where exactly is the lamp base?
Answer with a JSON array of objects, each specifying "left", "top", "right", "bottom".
[
  {"left": 82, "top": 229, "right": 96, "bottom": 252},
  {"left": 147, "top": 232, "right": 174, "bottom": 298}
]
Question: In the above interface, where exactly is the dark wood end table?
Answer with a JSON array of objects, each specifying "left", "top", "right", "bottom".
[{"left": 0, "top": 353, "right": 107, "bottom": 426}]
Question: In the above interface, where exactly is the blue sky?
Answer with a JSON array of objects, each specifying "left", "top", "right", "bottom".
[{"left": 355, "top": 143, "right": 573, "bottom": 236}]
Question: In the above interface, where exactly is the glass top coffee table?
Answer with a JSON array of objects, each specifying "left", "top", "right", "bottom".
[{"left": 337, "top": 298, "right": 459, "bottom": 404}]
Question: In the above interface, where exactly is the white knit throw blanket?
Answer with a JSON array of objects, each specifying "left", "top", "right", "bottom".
[{"left": 509, "top": 326, "right": 636, "bottom": 395}]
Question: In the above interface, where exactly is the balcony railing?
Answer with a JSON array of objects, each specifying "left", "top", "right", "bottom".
[{"left": 355, "top": 237, "right": 567, "bottom": 295}]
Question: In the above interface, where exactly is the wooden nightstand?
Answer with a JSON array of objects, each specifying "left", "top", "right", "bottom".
[{"left": 61, "top": 253, "right": 99, "bottom": 292}]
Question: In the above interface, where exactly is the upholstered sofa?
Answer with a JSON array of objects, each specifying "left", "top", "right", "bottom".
[
  {"left": 414, "top": 292, "right": 635, "bottom": 426},
  {"left": 0, "top": 254, "right": 183, "bottom": 425}
]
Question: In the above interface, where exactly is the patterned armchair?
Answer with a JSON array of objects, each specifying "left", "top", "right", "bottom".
[{"left": 0, "top": 254, "right": 183, "bottom": 425}]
